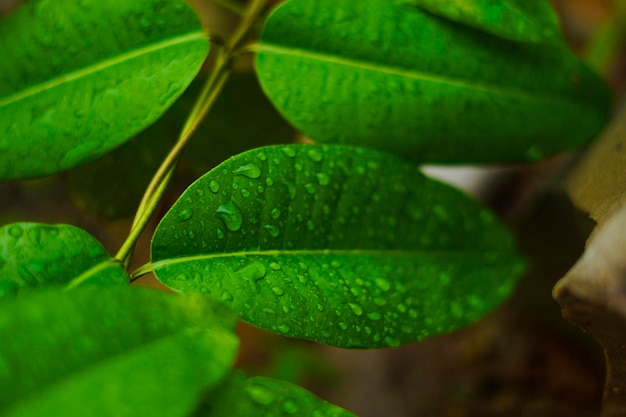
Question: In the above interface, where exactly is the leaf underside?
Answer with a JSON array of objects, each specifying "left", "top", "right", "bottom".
[
  {"left": 0, "top": 0, "right": 208, "bottom": 180},
  {"left": 151, "top": 145, "right": 526, "bottom": 348}
]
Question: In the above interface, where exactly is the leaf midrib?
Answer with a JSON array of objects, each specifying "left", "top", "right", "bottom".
[
  {"left": 257, "top": 43, "right": 568, "bottom": 103},
  {"left": 0, "top": 31, "right": 207, "bottom": 108},
  {"left": 150, "top": 247, "right": 518, "bottom": 271}
]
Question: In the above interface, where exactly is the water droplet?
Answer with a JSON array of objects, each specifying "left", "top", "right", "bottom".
[
  {"left": 233, "top": 163, "right": 261, "bottom": 179},
  {"left": 367, "top": 312, "right": 382, "bottom": 321},
  {"left": 221, "top": 291, "right": 233, "bottom": 301},
  {"left": 375, "top": 278, "right": 391, "bottom": 292},
  {"left": 264, "top": 224, "right": 280, "bottom": 237},
  {"left": 216, "top": 228, "right": 225, "bottom": 239},
  {"left": 316, "top": 303, "right": 324, "bottom": 311},
  {"left": 269, "top": 262, "right": 281, "bottom": 271},
  {"left": 304, "top": 183, "right": 316, "bottom": 194},
  {"left": 278, "top": 324, "right": 291, "bottom": 334},
  {"left": 307, "top": 148, "right": 323, "bottom": 162},
  {"left": 26, "top": 227, "right": 42, "bottom": 247},
  {"left": 215, "top": 201, "right": 243, "bottom": 232},
  {"left": 246, "top": 384, "right": 275, "bottom": 405},
  {"left": 271, "top": 286, "right": 285, "bottom": 296},
  {"left": 295, "top": 162, "right": 303, "bottom": 171},
  {"left": 374, "top": 297, "right": 387, "bottom": 306},
  {"left": 338, "top": 322, "right": 348, "bottom": 330},
  {"left": 263, "top": 307, "right": 276, "bottom": 315},
  {"left": 316, "top": 172, "right": 330, "bottom": 186},
  {"left": 306, "top": 220, "right": 315, "bottom": 231},
  {"left": 209, "top": 180, "right": 220, "bottom": 193},
  {"left": 281, "top": 180, "right": 297, "bottom": 199},
  {"left": 235, "top": 262, "right": 267, "bottom": 283},
  {"left": 256, "top": 151, "right": 267, "bottom": 161},
  {"left": 283, "top": 400, "right": 299, "bottom": 414},
  {"left": 348, "top": 303, "right": 363, "bottom": 316},
  {"left": 240, "top": 188, "right": 250, "bottom": 197},
  {"left": 196, "top": 188, "right": 205, "bottom": 197},
  {"left": 8, "top": 225, "right": 23, "bottom": 239},
  {"left": 397, "top": 303, "right": 407, "bottom": 313},
  {"left": 177, "top": 208, "right": 193, "bottom": 221},
  {"left": 270, "top": 207, "right": 281, "bottom": 219},
  {"left": 384, "top": 336, "right": 401, "bottom": 347},
  {"left": 265, "top": 177, "right": 274, "bottom": 186},
  {"left": 281, "top": 147, "right": 296, "bottom": 158}
]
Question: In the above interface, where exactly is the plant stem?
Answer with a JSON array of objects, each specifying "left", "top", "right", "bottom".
[
  {"left": 212, "top": 0, "right": 246, "bottom": 15},
  {"left": 116, "top": 0, "right": 269, "bottom": 267}
]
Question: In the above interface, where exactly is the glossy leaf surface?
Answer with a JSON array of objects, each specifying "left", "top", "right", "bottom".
[
  {"left": 151, "top": 145, "right": 525, "bottom": 348},
  {"left": 0, "top": 223, "right": 127, "bottom": 299},
  {"left": 0, "top": 0, "right": 208, "bottom": 180},
  {"left": 0, "top": 287, "right": 239, "bottom": 417},
  {"left": 256, "top": 0, "right": 609, "bottom": 164},
  {"left": 404, "top": 0, "right": 561, "bottom": 43},
  {"left": 196, "top": 371, "right": 356, "bottom": 417}
]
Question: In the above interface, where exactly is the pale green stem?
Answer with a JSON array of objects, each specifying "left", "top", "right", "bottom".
[{"left": 116, "top": 0, "right": 269, "bottom": 268}]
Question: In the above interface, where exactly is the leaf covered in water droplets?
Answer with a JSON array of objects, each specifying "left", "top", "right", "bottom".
[
  {"left": 0, "top": 0, "right": 208, "bottom": 180},
  {"left": 255, "top": 0, "right": 609, "bottom": 163},
  {"left": 0, "top": 287, "right": 239, "bottom": 417},
  {"left": 150, "top": 145, "right": 526, "bottom": 348},
  {"left": 402, "top": 0, "right": 562, "bottom": 44},
  {"left": 0, "top": 223, "right": 127, "bottom": 300},
  {"left": 195, "top": 371, "right": 357, "bottom": 417}
]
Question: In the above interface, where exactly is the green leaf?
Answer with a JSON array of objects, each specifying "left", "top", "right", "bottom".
[
  {"left": 150, "top": 145, "right": 526, "bottom": 348},
  {"left": 402, "top": 0, "right": 562, "bottom": 44},
  {"left": 255, "top": 0, "right": 609, "bottom": 164},
  {"left": 0, "top": 223, "right": 127, "bottom": 299},
  {"left": 195, "top": 371, "right": 357, "bottom": 417},
  {"left": 0, "top": 287, "right": 239, "bottom": 417},
  {"left": 0, "top": 0, "right": 208, "bottom": 180}
]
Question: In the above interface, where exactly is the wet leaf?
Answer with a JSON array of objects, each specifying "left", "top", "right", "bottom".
[
  {"left": 150, "top": 145, "right": 525, "bottom": 348},
  {"left": 0, "top": 223, "right": 127, "bottom": 299},
  {"left": 195, "top": 371, "right": 356, "bottom": 417},
  {"left": 0, "top": 287, "right": 239, "bottom": 417},
  {"left": 403, "top": 0, "right": 562, "bottom": 44},
  {"left": 255, "top": 0, "right": 609, "bottom": 164},
  {"left": 0, "top": 0, "right": 208, "bottom": 180}
]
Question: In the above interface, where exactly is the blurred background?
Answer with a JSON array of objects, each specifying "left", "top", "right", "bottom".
[{"left": 1, "top": 0, "right": 625, "bottom": 415}]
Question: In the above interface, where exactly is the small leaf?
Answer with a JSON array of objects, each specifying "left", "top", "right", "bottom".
[
  {"left": 0, "top": 223, "right": 127, "bottom": 299},
  {"left": 150, "top": 145, "right": 525, "bottom": 348},
  {"left": 0, "top": 0, "right": 208, "bottom": 180},
  {"left": 0, "top": 287, "right": 239, "bottom": 417},
  {"left": 255, "top": 0, "right": 609, "bottom": 164},
  {"left": 403, "top": 0, "right": 562, "bottom": 44},
  {"left": 195, "top": 371, "right": 357, "bottom": 417}
]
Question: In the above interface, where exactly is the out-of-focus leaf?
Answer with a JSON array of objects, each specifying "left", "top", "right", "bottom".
[
  {"left": 0, "top": 223, "right": 127, "bottom": 299},
  {"left": 0, "top": 287, "right": 239, "bottom": 417},
  {"left": 150, "top": 145, "right": 525, "bottom": 348},
  {"left": 0, "top": 0, "right": 208, "bottom": 180},
  {"left": 195, "top": 371, "right": 357, "bottom": 417},
  {"left": 256, "top": 0, "right": 609, "bottom": 164},
  {"left": 403, "top": 0, "right": 562, "bottom": 44}
]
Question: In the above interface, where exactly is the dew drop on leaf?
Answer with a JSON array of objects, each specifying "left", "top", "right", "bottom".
[
  {"left": 307, "top": 148, "right": 323, "bottom": 162},
  {"left": 281, "top": 147, "right": 296, "bottom": 158},
  {"left": 375, "top": 277, "right": 391, "bottom": 292},
  {"left": 270, "top": 207, "right": 281, "bottom": 219},
  {"left": 177, "top": 208, "right": 193, "bottom": 221},
  {"left": 278, "top": 324, "right": 291, "bottom": 334},
  {"left": 233, "top": 163, "right": 261, "bottom": 179},
  {"left": 304, "top": 183, "right": 316, "bottom": 194},
  {"left": 246, "top": 384, "right": 275, "bottom": 405},
  {"left": 283, "top": 399, "right": 299, "bottom": 414},
  {"left": 348, "top": 303, "right": 363, "bottom": 316},
  {"left": 235, "top": 262, "right": 267, "bottom": 283},
  {"left": 215, "top": 201, "right": 243, "bottom": 232},
  {"left": 271, "top": 286, "right": 285, "bottom": 296},
  {"left": 316, "top": 172, "right": 330, "bottom": 186},
  {"left": 8, "top": 225, "right": 23, "bottom": 239},
  {"left": 367, "top": 312, "right": 382, "bottom": 321},
  {"left": 269, "top": 262, "right": 281, "bottom": 271},
  {"left": 209, "top": 180, "right": 220, "bottom": 193},
  {"left": 338, "top": 322, "right": 348, "bottom": 330},
  {"left": 264, "top": 224, "right": 280, "bottom": 237}
]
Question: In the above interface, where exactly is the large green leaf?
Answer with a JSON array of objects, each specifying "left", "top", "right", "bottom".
[
  {"left": 150, "top": 145, "right": 526, "bottom": 348},
  {"left": 0, "top": 287, "right": 239, "bottom": 417},
  {"left": 0, "top": 0, "right": 208, "bottom": 180},
  {"left": 195, "top": 371, "right": 357, "bottom": 417},
  {"left": 403, "top": 0, "right": 562, "bottom": 44},
  {"left": 0, "top": 223, "right": 127, "bottom": 299},
  {"left": 255, "top": 0, "right": 609, "bottom": 164}
]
